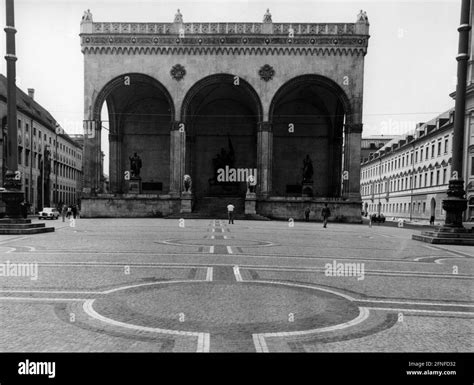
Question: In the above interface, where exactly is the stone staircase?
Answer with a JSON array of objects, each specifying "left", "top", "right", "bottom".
[
  {"left": 166, "top": 196, "right": 270, "bottom": 221},
  {"left": 412, "top": 227, "right": 474, "bottom": 245},
  {"left": 0, "top": 218, "right": 55, "bottom": 234}
]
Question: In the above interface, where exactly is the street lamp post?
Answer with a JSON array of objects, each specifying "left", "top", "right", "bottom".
[
  {"left": 413, "top": 0, "right": 474, "bottom": 244},
  {"left": 441, "top": 0, "right": 470, "bottom": 229},
  {"left": 1, "top": 0, "right": 24, "bottom": 218}
]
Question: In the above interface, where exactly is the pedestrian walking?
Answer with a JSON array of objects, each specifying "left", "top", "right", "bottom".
[
  {"left": 429, "top": 215, "right": 435, "bottom": 226},
  {"left": 72, "top": 205, "right": 78, "bottom": 219},
  {"left": 20, "top": 200, "right": 28, "bottom": 219},
  {"left": 321, "top": 203, "right": 331, "bottom": 228},
  {"left": 66, "top": 206, "right": 72, "bottom": 219},
  {"left": 304, "top": 207, "right": 310, "bottom": 222},
  {"left": 227, "top": 203, "right": 235, "bottom": 224},
  {"left": 61, "top": 204, "right": 67, "bottom": 222}
]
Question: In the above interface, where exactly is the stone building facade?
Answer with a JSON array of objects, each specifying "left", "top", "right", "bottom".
[
  {"left": 79, "top": 9, "right": 370, "bottom": 221},
  {"left": 361, "top": 110, "right": 458, "bottom": 221},
  {"left": 0, "top": 75, "right": 83, "bottom": 213}
]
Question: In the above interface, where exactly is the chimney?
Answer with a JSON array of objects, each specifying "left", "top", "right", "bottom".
[{"left": 27, "top": 88, "right": 35, "bottom": 100}]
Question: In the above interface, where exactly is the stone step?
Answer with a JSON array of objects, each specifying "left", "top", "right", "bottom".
[
  {"left": 0, "top": 223, "right": 46, "bottom": 229},
  {"left": 0, "top": 227, "right": 55, "bottom": 235},
  {"left": 0, "top": 218, "right": 32, "bottom": 224},
  {"left": 412, "top": 234, "right": 474, "bottom": 245},
  {"left": 420, "top": 231, "right": 474, "bottom": 238}
]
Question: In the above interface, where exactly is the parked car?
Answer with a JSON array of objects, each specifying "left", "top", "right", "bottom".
[
  {"left": 370, "top": 213, "right": 386, "bottom": 223},
  {"left": 38, "top": 207, "right": 60, "bottom": 220}
]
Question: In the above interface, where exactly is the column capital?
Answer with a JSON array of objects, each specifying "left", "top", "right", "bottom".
[
  {"left": 258, "top": 121, "right": 272, "bottom": 132},
  {"left": 344, "top": 123, "right": 363, "bottom": 134}
]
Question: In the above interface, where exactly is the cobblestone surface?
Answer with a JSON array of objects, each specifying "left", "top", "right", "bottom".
[{"left": 0, "top": 218, "right": 471, "bottom": 352}]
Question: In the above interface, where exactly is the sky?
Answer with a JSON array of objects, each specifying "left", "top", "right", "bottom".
[{"left": 0, "top": 0, "right": 462, "bottom": 172}]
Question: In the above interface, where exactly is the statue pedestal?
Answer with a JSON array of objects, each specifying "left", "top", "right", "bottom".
[
  {"left": 128, "top": 177, "right": 142, "bottom": 194},
  {"left": 245, "top": 192, "right": 257, "bottom": 215},
  {"left": 302, "top": 182, "right": 314, "bottom": 197},
  {"left": 180, "top": 192, "right": 194, "bottom": 213}
]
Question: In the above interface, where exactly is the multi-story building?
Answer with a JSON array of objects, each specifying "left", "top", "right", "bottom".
[
  {"left": 360, "top": 135, "right": 396, "bottom": 163},
  {"left": 0, "top": 74, "right": 83, "bottom": 213},
  {"left": 361, "top": 109, "right": 456, "bottom": 221}
]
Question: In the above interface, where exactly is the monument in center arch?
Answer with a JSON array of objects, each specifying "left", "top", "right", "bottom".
[{"left": 79, "top": 9, "right": 370, "bottom": 221}]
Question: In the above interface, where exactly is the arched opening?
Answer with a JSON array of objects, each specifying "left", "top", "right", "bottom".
[
  {"left": 93, "top": 73, "right": 174, "bottom": 194},
  {"left": 269, "top": 75, "right": 351, "bottom": 197},
  {"left": 181, "top": 74, "right": 262, "bottom": 199}
]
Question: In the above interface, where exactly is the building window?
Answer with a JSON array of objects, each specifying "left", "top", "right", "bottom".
[
  {"left": 423, "top": 202, "right": 426, "bottom": 213},
  {"left": 18, "top": 147, "right": 22, "bottom": 165},
  {"left": 33, "top": 126, "right": 36, "bottom": 136},
  {"left": 443, "top": 168, "right": 447, "bottom": 184},
  {"left": 471, "top": 157, "right": 474, "bottom": 176},
  {"left": 425, "top": 147, "right": 429, "bottom": 160},
  {"left": 25, "top": 149, "right": 30, "bottom": 167},
  {"left": 444, "top": 138, "right": 449, "bottom": 153},
  {"left": 424, "top": 173, "right": 428, "bottom": 186},
  {"left": 420, "top": 148, "right": 423, "bottom": 159},
  {"left": 437, "top": 142, "right": 441, "bottom": 156},
  {"left": 414, "top": 175, "right": 417, "bottom": 188},
  {"left": 430, "top": 171, "right": 433, "bottom": 186},
  {"left": 431, "top": 144, "right": 435, "bottom": 158},
  {"left": 17, "top": 119, "right": 21, "bottom": 130}
]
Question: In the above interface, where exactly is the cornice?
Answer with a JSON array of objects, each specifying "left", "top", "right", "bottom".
[{"left": 80, "top": 35, "right": 368, "bottom": 56}]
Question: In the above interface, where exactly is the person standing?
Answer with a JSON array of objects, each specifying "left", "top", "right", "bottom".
[
  {"left": 72, "top": 205, "right": 78, "bottom": 219},
  {"left": 227, "top": 203, "right": 235, "bottom": 224},
  {"left": 429, "top": 215, "right": 435, "bottom": 226},
  {"left": 61, "top": 204, "right": 67, "bottom": 222},
  {"left": 20, "top": 200, "right": 28, "bottom": 219},
  {"left": 304, "top": 207, "right": 310, "bottom": 222},
  {"left": 321, "top": 203, "right": 331, "bottom": 228}
]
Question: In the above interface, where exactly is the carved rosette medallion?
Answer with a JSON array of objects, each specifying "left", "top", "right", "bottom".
[
  {"left": 258, "top": 64, "right": 275, "bottom": 81},
  {"left": 170, "top": 64, "right": 186, "bottom": 81}
]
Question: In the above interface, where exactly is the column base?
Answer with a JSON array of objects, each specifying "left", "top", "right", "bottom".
[
  {"left": 245, "top": 192, "right": 257, "bottom": 215},
  {"left": 180, "top": 192, "right": 194, "bottom": 213}
]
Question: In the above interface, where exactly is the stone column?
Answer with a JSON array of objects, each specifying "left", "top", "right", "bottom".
[
  {"left": 257, "top": 122, "right": 272, "bottom": 198},
  {"left": 169, "top": 121, "right": 185, "bottom": 197},
  {"left": 342, "top": 123, "right": 363, "bottom": 200},
  {"left": 82, "top": 119, "right": 101, "bottom": 195},
  {"left": 109, "top": 133, "right": 122, "bottom": 193}
]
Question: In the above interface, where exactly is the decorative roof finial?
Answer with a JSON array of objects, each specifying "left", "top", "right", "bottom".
[
  {"left": 81, "top": 9, "right": 93, "bottom": 23},
  {"left": 263, "top": 8, "right": 272, "bottom": 23},
  {"left": 356, "top": 9, "right": 368, "bottom": 23},
  {"left": 174, "top": 9, "right": 183, "bottom": 23}
]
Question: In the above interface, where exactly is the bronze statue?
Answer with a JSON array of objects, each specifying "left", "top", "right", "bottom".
[
  {"left": 302, "top": 154, "right": 314, "bottom": 183},
  {"left": 129, "top": 152, "right": 142, "bottom": 177}
]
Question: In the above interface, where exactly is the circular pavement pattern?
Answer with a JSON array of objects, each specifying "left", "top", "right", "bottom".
[
  {"left": 158, "top": 238, "right": 275, "bottom": 247},
  {"left": 92, "top": 281, "right": 360, "bottom": 334}
]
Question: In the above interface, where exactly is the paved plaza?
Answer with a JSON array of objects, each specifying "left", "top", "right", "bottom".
[{"left": 0, "top": 217, "right": 472, "bottom": 353}]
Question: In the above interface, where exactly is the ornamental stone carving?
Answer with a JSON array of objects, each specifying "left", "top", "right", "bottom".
[
  {"left": 174, "top": 9, "right": 183, "bottom": 24},
  {"left": 170, "top": 64, "right": 186, "bottom": 81},
  {"left": 357, "top": 10, "right": 369, "bottom": 23},
  {"left": 81, "top": 9, "right": 93, "bottom": 23},
  {"left": 258, "top": 64, "right": 275, "bottom": 81},
  {"left": 263, "top": 9, "right": 272, "bottom": 23}
]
